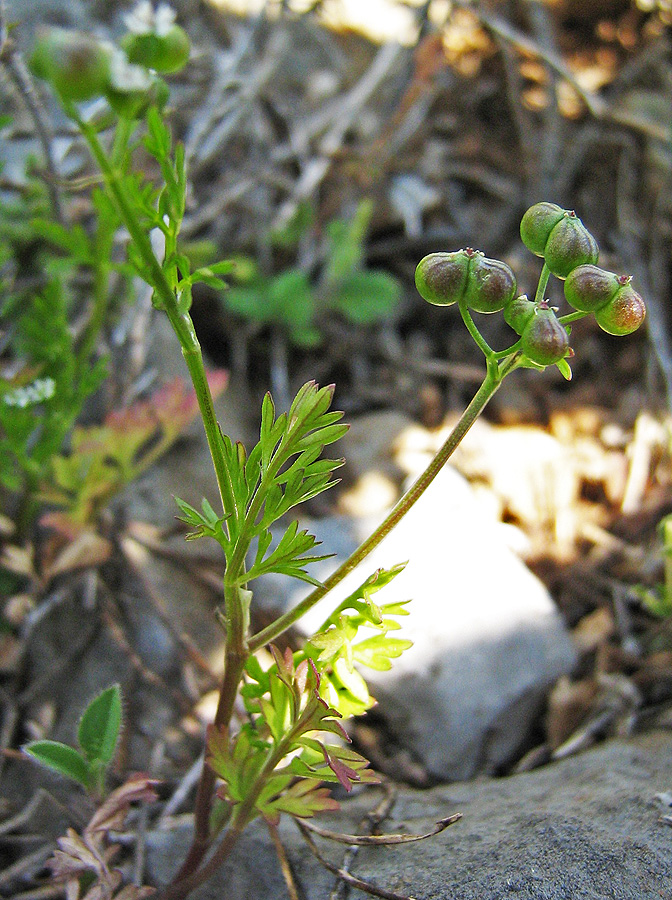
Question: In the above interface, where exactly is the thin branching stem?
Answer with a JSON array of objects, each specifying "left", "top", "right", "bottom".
[{"left": 249, "top": 356, "right": 515, "bottom": 653}]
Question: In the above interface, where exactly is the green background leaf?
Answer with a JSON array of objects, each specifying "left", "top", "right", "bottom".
[
  {"left": 77, "top": 683, "right": 122, "bottom": 767},
  {"left": 23, "top": 740, "right": 91, "bottom": 788}
]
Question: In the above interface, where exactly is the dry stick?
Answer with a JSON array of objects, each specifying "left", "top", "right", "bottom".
[
  {"left": 0, "top": 3, "right": 64, "bottom": 224},
  {"left": 186, "top": 25, "right": 288, "bottom": 175},
  {"left": 273, "top": 39, "right": 406, "bottom": 231},
  {"left": 525, "top": 0, "right": 563, "bottom": 202},
  {"left": 184, "top": 12, "right": 266, "bottom": 171},
  {"left": 267, "top": 821, "right": 302, "bottom": 900},
  {"left": 0, "top": 688, "right": 19, "bottom": 784},
  {"left": 133, "top": 742, "right": 165, "bottom": 888},
  {"left": 100, "top": 592, "right": 194, "bottom": 717},
  {"left": 11, "top": 886, "right": 65, "bottom": 900},
  {"left": 119, "top": 535, "right": 221, "bottom": 691},
  {"left": 328, "top": 784, "right": 398, "bottom": 900},
  {"left": 298, "top": 813, "right": 462, "bottom": 847},
  {"left": 158, "top": 755, "right": 204, "bottom": 824},
  {"left": 457, "top": 0, "right": 669, "bottom": 142},
  {"left": 496, "top": 33, "right": 535, "bottom": 199},
  {"left": 647, "top": 190, "right": 672, "bottom": 411},
  {"left": 297, "top": 824, "right": 416, "bottom": 900},
  {"left": 0, "top": 844, "right": 55, "bottom": 891}
]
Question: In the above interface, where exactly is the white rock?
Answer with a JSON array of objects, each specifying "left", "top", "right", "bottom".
[{"left": 267, "top": 463, "right": 576, "bottom": 781}]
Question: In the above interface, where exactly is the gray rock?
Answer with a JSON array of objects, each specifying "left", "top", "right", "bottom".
[
  {"left": 145, "top": 730, "right": 672, "bottom": 900},
  {"left": 254, "top": 464, "right": 576, "bottom": 781}
]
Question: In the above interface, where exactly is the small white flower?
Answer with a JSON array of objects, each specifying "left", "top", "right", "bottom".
[
  {"left": 109, "top": 48, "right": 153, "bottom": 92},
  {"left": 154, "top": 4, "right": 178, "bottom": 37},
  {"left": 4, "top": 377, "right": 56, "bottom": 408},
  {"left": 124, "top": 1, "right": 177, "bottom": 36}
]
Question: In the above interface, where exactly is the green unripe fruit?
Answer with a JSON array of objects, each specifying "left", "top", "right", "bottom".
[
  {"left": 564, "top": 265, "right": 623, "bottom": 312},
  {"left": 521, "top": 302, "right": 569, "bottom": 366},
  {"left": 122, "top": 25, "right": 190, "bottom": 74},
  {"left": 463, "top": 256, "right": 517, "bottom": 314},
  {"left": 543, "top": 212, "right": 599, "bottom": 279},
  {"left": 503, "top": 294, "right": 536, "bottom": 335},
  {"left": 415, "top": 250, "right": 471, "bottom": 306},
  {"left": 30, "top": 28, "right": 111, "bottom": 103},
  {"left": 520, "top": 202, "right": 565, "bottom": 257},
  {"left": 594, "top": 284, "right": 646, "bottom": 335}
]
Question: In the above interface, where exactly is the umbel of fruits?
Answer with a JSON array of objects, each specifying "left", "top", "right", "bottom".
[
  {"left": 520, "top": 301, "right": 569, "bottom": 366},
  {"left": 415, "top": 249, "right": 517, "bottom": 313},
  {"left": 30, "top": 28, "right": 111, "bottom": 102},
  {"left": 520, "top": 203, "right": 599, "bottom": 279},
  {"left": 564, "top": 264, "right": 646, "bottom": 336}
]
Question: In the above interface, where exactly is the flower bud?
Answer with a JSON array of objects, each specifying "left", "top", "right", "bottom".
[
  {"left": 463, "top": 255, "right": 517, "bottom": 314},
  {"left": 415, "top": 250, "right": 471, "bottom": 306},
  {"left": 30, "top": 28, "right": 111, "bottom": 103},
  {"left": 521, "top": 302, "right": 569, "bottom": 366},
  {"left": 543, "top": 212, "right": 599, "bottom": 279},
  {"left": 594, "top": 285, "right": 646, "bottom": 336},
  {"left": 503, "top": 294, "right": 536, "bottom": 335},
  {"left": 564, "top": 265, "right": 623, "bottom": 312}
]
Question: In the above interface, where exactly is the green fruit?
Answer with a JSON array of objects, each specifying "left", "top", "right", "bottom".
[
  {"left": 594, "top": 285, "right": 646, "bottom": 335},
  {"left": 30, "top": 28, "right": 111, "bottom": 103},
  {"left": 415, "top": 250, "right": 471, "bottom": 306},
  {"left": 520, "top": 202, "right": 565, "bottom": 257},
  {"left": 521, "top": 303, "right": 569, "bottom": 366},
  {"left": 564, "top": 265, "right": 623, "bottom": 312},
  {"left": 503, "top": 294, "right": 536, "bottom": 335},
  {"left": 463, "top": 256, "right": 517, "bottom": 314},
  {"left": 543, "top": 213, "right": 599, "bottom": 279},
  {"left": 122, "top": 25, "right": 190, "bottom": 74}
]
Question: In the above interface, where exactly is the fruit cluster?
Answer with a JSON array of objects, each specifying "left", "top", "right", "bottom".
[
  {"left": 30, "top": 2, "right": 190, "bottom": 118},
  {"left": 415, "top": 202, "right": 646, "bottom": 368}
]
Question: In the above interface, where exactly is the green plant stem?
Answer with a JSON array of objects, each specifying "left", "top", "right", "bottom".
[
  {"left": 558, "top": 309, "right": 588, "bottom": 325},
  {"left": 161, "top": 684, "right": 321, "bottom": 900},
  {"left": 171, "top": 575, "right": 250, "bottom": 883},
  {"left": 534, "top": 262, "right": 551, "bottom": 304},
  {"left": 171, "top": 352, "right": 518, "bottom": 888},
  {"left": 74, "top": 113, "right": 237, "bottom": 523},
  {"left": 458, "top": 296, "right": 494, "bottom": 359},
  {"left": 249, "top": 357, "right": 510, "bottom": 654}
]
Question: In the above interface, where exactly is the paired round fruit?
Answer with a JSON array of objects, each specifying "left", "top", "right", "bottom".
[
  {"left": 30, "top": 28, "right": 112, "bottom": 103},
  {"left": 415, "top": 249, "right": 517, "bottom": 313},
  {"left": 519, "top": 301, "right": 569, "bottom": 366},
  {"left": 122, "top": 25, "right": 190, "bottom": 74},
  {"left": 564, "top": 264, "right": 645, "bottom": 335},
  {"left": 503, "top": 294, "right": 536, "bottom": 336},
  {"left": 30, "top": 17, "right": 189, "bottom": 116},
  {"left": 520, "top": 203, "right": 599, "bottom": 279}
]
